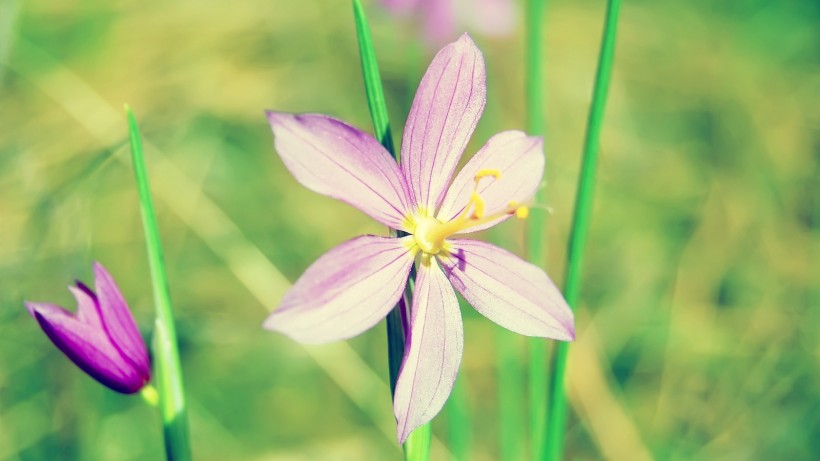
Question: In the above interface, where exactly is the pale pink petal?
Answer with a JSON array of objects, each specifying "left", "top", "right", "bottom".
[
  {"left": 393, "top": 258, "right": 463, "bottom": 443},
  {"left": 264, "top": 236, "right": 415, "bottom": 344},
  {"left": 267, "top": 112, "right": 413, "bottom": 231},
  {"left": 440, "top": 240, "right": 574, "bottom": 340},
  {"left": 436, "top": 130, "right": 544, "bottom": 233},
  {"left": 93, "top": 262, "right": 151, "bottom": 378},
  {"left": 463, "top": 0, "right": 519, "bottom": 37},
  {"left": 401, "top": 34, "right": 486, "bottom": 213}
]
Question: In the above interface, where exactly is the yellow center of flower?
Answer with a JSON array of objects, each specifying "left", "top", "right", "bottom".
[{"left": 408, "top": 169, "right": 530, "bottom": 255}]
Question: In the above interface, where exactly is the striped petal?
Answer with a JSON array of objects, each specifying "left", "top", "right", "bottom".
[
  {"left": 401, "top": 34, "right": 486, "bottom": 213},
  {"left": 267, "top": 112, "right": 413, "bottom": 231},
  {"left": 393, "top": 257, "right": 463, "bottom": 443},
  {"left": 264, "top": 236, "right": 415, "bottom": 343},
  {"left": 437, "top": 130, "right": 544, "bottom": 233},
  {"left": 26, "top": 302, "right": 148, "bottom": 394},
  {"left": 94, "top": 263, "right": 151, "bottom": 378},
  {"left": 440, "top": 239, "right": 574, "bottom": 340}
]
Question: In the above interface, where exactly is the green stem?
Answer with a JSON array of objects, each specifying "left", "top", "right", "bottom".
[
  {"left": 446, "top": 372, "right": 471, "bottom": 460},
  {"left": 353, "top": 0, "right": 395, "bottom": 156},
  {"left": 498, "top": 329, "right": 523, "bottom": 460},
  {"left": 525, "top": 0, "right": 546, "bottom": 138},
  {"left": 127, "top": 106, "right": 192, "bottom": 461},
  {"left": 524, "top": 0, "right": 549, "bottom": 459},
  {"left": 543, "top": 0, "right": 621, "bottom": 460},
  {"left": 529, "top": 337, "right": 548, "bottom": 459},
  {"left": 403, "top": 423, "right": 431, "bottom": 460},
  {"left": 352, "top": 1, "right": 431, "bottom": 459}
]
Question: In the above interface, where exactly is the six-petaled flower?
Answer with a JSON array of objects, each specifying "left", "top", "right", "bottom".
[{"left": 263, "top": 34, "right": 574, "bottom": 442}]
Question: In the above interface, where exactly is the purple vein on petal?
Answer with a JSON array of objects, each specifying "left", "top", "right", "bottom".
[
  {"left": 405, "top": 52, "right": 454, "bottom": 209},
  {"left": 282, "top": 123, "right": 407, "bottom": 217},
  {"left": 429, "top": 51, "right": 479, "bottom": 213},
  {"left": 401, "top": 34, "right": 486, "bottom": 213},
  {"left": 93, "top": 263, "right": 150, "bottom": 378},
  {"left": 436, "top": 131, "right": 544, "bottom": 231},
  {"left": 425, "top": 52, "right": 465, "bottom": 210},
  {"left": 393, "top": 258, "right": 463, "bottom": 443},
  {"left": 268, "top": 113, "right": 412, "bottom": 230},
  {"left": 282, "top": 254, "right": 410, "bottom": 337},
  {"left": 433, "top": 37, "right": 483, "bottom": 211},
  {"left": 441, "top": 239, "right": 574, "bottom": 341},
  {"left": 27, "top": 302, "right": 144, "bottom": 393},
  {"left": 263, "top": 236, "right": 416, "bottom": 344}
]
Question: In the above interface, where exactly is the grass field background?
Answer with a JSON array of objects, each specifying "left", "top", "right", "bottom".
[{"left": 1, "top": 0, "right": 818, "bottom": 459}]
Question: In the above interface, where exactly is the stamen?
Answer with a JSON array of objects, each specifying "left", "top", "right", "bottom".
[
  {"left": 474, "top": 169, "right": 502, "bottom": 183},
  {"left": 471, "top": 192, "right": 485, "bottom": 219},
  {"left": 508, "top": 201, "right": 529, "bottom": 219},
  {"left": 411, "top": 169, "right": 533, "bottom": 255},
  {"left": 463, "top": 169, "right": 502, "bottom": 220}
]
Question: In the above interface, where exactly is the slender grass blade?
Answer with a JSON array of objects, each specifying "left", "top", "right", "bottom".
[
  {"left": 126, "top": 106, "right": 192, "bottom": 461},
  {"left": 544, "top": 0, "right": 622, "bottom": 459}
]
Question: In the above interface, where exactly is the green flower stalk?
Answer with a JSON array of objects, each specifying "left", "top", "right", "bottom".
[
  {"left": 351, "top": 2, "right": 429, "bottom": 456},
  {"left": 524, "top": 0, "right": 549, "bottom": 459},
  {"left": 544, "top": 0, "right": 621, "bottom": 459}
]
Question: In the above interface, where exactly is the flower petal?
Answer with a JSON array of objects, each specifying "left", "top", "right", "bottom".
[
  {"left": 401, "top": 33, "right": 486, "bottom": 213},
  {"left": 437, "top": 130, "right": 544, "bottom": 233},
  {"left": 264, "top": 236, "right": 415, "bottom": 344},
  {"left": 25, "top": 302, "right": 148, "bottom": 393},
  {"left": 440, "top": 240, "right": 574, "bottom": 340},
  {"left": 267, "top": 112, "right": 413, "bottom": 230},
  {"left": 393, "top": 258, "right": 463, "bottom": 443},
  {"left": 94, "top": 263, "right": 151, "bottom": 379},
  {"left": 69, "top": 282, "right": 103, "bottom": 329}
]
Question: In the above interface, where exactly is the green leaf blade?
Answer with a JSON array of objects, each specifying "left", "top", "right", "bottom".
[{"left": 126, "top": 106, "right": 192, "bottom": 461}]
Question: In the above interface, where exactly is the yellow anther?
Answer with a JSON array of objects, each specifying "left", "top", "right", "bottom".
[
  {"left": 470, "top": 192, "right": 486, "bottom": 219},
  {"left": 474, "top": 169, "right": 502, "bottom": 183},
  {"left": 515, "top": 206, "right": 530, "bottom": 219}
]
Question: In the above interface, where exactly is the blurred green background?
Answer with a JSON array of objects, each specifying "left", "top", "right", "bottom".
[{"left": 1, "top": 0, "right": 818, "bottom": 459}]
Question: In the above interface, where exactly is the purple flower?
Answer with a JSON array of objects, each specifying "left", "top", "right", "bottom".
[
  {"left": 263, "top": 34, "right": 573, "bottom": 443},
  {"left": 382, "top": 0, "right": 518, "bottom": 46},
  {"left": 26, "top": 262, "right": 151, "bottom": 394}
]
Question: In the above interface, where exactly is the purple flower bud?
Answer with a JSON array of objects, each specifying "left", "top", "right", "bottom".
[{"left": 26, "top": 262, "right": 151, "bottom": 394}]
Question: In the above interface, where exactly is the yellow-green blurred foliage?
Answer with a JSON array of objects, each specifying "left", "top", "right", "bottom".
[{"left": 1, "top": 0, "right": 817, "bottom": 459}]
